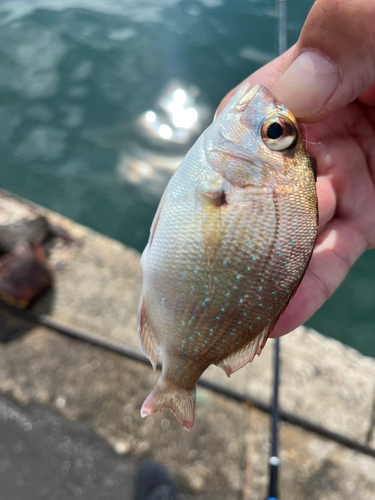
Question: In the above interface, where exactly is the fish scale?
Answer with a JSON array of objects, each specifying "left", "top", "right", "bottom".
[{"left": 138, "top": 83, "right": 318, "bottom": 429}]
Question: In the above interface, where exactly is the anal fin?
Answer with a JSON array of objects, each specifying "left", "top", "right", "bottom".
[
  {"left": 216, "top": 326, "right": 269, "bottom": 377},
  {"left": 137, "top": 294, "right": 160, "bottom": 370}
]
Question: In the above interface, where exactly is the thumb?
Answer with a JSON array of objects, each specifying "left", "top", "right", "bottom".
[{"left": 271, "top": 0, "right": 375, "bottom": 122}]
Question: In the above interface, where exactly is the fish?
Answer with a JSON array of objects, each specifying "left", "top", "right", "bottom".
[{"left": 137, "top": 83, "right": 318, "bottom": 430}]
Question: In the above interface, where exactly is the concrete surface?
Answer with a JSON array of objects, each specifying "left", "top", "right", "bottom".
[
  {"left": 0, "top": 191, "right": 374, "bottom": 499},
  {"left": 0, "top": 395, "right": 136, "bottom": 500}
]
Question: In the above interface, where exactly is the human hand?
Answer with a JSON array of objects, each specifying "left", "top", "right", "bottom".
[{"left": 216, "top": 0, "right": 375, "bottom": 337}]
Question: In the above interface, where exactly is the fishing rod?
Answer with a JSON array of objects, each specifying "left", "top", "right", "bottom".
[
  {"left": 266, "top": 2, "right": 287, "bottom": 499},
  {"left": 5, "top": 302, "right": 375, "bottom": 459}
]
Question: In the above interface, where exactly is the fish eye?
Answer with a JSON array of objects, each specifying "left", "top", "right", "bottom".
[{"left": 261, "top": 116, "right": 297, "bottom": 151}]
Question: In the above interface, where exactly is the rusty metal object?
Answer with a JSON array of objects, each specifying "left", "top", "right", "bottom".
[{"left": 0, "top": 242, "right": 52, "bottom": 308}]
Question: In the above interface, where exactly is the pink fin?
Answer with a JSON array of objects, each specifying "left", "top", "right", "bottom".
[
  {"left": 141, "top": 376, "right": 196, "bottom": 430},
  {"left": 137, "top": 295, "right": 160, "bottom": 370},
  {"left": 216, "top": 327, "right": 269, "bottom": 377}
]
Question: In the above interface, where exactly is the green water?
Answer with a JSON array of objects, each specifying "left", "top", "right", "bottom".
[{"left": 1, "top": 0, "right": 374, "bottom": 357}]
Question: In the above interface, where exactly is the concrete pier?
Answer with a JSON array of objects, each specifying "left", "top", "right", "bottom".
[{"left": 0, "top": 191, "right": 374, "bottom": 499}]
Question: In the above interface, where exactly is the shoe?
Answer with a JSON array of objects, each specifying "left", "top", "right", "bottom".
[{"left": 134, "top": 459, "right": 177, "bottom": 500}]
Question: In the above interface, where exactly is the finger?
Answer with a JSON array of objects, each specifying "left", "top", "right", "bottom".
[
  {"left": 358, "top": 81, "right": 375, "bottom": 107},
  {"left": 215, "top": 47, "right": 295, "bottom": 117},
  {"left": 316, "top": 175, "right": 336, "bottom": 230},
  {"left": 270, "top": 217, "right": 367, "bottom": 337},
  {"left": 271, "top": 0, "right": 375, "bottom": 121}
]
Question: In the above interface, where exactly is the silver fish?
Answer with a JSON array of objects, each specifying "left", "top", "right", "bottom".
[{"left": 138, "top": 83, "right": 318, "bottom": 429}]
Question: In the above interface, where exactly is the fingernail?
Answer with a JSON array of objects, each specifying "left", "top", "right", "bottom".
[{"left": 271, "top": 51, "right": 339, "bottom": 118}]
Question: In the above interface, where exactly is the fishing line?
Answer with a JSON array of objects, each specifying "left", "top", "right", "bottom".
[
  {"left": 301, "top": 123, "right": 322, "bottom": 147},
  {"left": 266, "top": 2, "right": 287, "bottom": 499}
]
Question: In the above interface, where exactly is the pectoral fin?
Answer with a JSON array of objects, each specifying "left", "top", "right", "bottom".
[{"left": 196, "top": 176, "right": 226, "bottom": 297}]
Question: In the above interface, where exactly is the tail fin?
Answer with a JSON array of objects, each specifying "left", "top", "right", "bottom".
[{"left": 141, "top": 376, "right": 196, "bottom": 430}]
